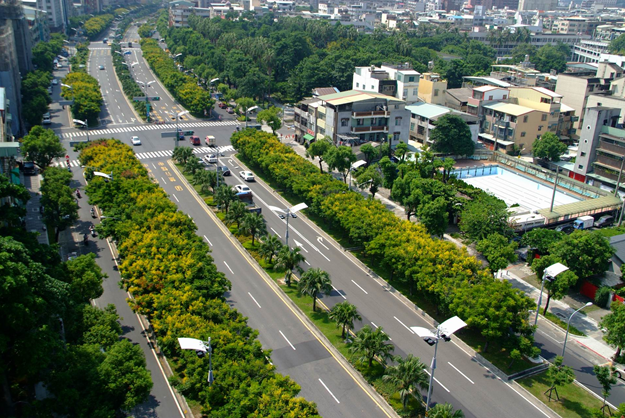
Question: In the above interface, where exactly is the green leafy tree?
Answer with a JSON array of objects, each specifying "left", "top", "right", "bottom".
[
  {"left": 65, "top": 253, "right": 107, "bottom": 303},
  {"left": 544, "top": 356, "right": 575, "bottom": 401},
  {"left": 531, "top": 255, "right": 578, "bottom": 314},
  {"left": 520, "top": 228, "right": 564, "bottom": 256},
  {"left": 214, "top": 184, "right": 238, "bottom": 213},
  {"left": 459, "top": 195, "right": 512, "bottom": 241},
  {"left": 297, "top": 268, "right": 332, "bottom": 311},
  {"left": 192, "top": 169, "right": 215, "bottom": 195},
  {"left": 329, "top": 301, "right": 361, "bottom": 338},
  {"left": 259, "top": 234, "right": 283, "bottom": 264},
  {"left": 274, "top": 246, "right": 305, "bottom": 287},
  {"left": 41, "top": 167, "right": 79, "bottom": 242},
  {"left": 600, "top": 301, "right": 625, "bottom": 360},
  {"left": 306, "top": 137, "right": 333, "bottom": 173},
  {"left": 550, "top": 231, "right": 614, "bottom": 280},
  {"left": 21, "top": 126, "right": 65, "bottom": 170},
  {"left": 324, "top": 145, "right": 356, "bottom": 183},
  {"left": 609, "top": 34, "right": 625, "bottom": 54},
  {"left": 356, "top": 166, "right": 383, "bottom": 199},
  {"left": 534, "top": 43, "right": 570, "bottom": 73},
  {"left": 0, "top": 174, "right": 30, "bottom": 227},
  {"left": 360, "top": 143, "right": 379, "bottom": 165},
  {"left": 532, "top": 132, "right": 567, "bottom": 162},
  {"left": 378, "top": 156, "right": 398, "bottom": 189},
  {"left": 394, "top": 142, "right": 409, "bottom": 163},
  {"left": 418, "top": 196, "right": 449, "bottom": 237},
  {"left": 427, "top": 403, "right": 465, "bottom": 418},
  {"left": 348, "top": 325, "right": 394, "bottom": 367},
  {"left": 184, "top": 155, "right": 204, "bottom": 176},
  {"left": 430, "top": 114, "right": 474, "bottom": 156},
  {"left": 225, "top": 200, "right": 248, "bottom": 229},
  {"left": 236, "top": 97, "right": 256, "bottom": 120},
  {"left": 476, "top": 233, "right": 518, "bottom": 273},
  {"left": 593, "top": 364, "right": 617, "bottom": 416},
  {"left": 241, "top": 212, "right": 267, "bottom": 245},
  {"left": 256, "top": 106, "right": 282, "bottom": 134},
  {"left": 383, "top": 354, "right": 429, "bottom": 410},
  {"left": 173, "top": 146, "right": 194, "bottom": 165}
]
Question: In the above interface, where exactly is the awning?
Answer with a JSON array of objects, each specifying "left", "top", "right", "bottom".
[{"left": 303, "top": 134, "right": 314, "bottom": 142}]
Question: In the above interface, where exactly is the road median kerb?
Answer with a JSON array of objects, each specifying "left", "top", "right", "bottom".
[
  {"left": 167, "top": 160, "right": 400, "bottom": 418},
  {"left": 110, "top": 47, "right": 144, "bottom": 124}
]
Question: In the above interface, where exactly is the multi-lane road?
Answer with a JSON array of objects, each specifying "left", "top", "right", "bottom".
[{"left": 48, "top": 20, "right": 625, "bottom": 418}]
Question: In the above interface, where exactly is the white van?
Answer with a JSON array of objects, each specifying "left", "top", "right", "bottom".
[{"left": 42, "top": 113, "right": 51, "bottom": 124}]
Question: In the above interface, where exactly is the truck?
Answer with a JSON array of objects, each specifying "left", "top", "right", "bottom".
[
  {"left": 573, "top": 215, "right": 594, "bottom": 230},
  {"left": 205, "top": 135, "right": 216, "bottom": 146}
]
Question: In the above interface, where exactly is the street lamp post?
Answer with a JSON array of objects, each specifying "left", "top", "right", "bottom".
[
  {"left": 562, "top": 302, "right": 593, "bottom": 359},
  {"left": 170, "top": 110, "right": 190, "bottom": 147},
  {"left": 138, "top": 80, "right": 155, "bottom": 121},
  {"left": 412, "top": 316, "right": 467, "bottom": 411},
  {"left": 178, "top": 337, "right": 214, "bottom": 386},
  {"left": 267, "top": 202, "right": 308, "bottom": 248},
  {"left": 534, "top": 262, "right": 569, "bottom": 328}
]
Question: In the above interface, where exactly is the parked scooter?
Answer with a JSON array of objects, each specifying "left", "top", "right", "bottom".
[
  {"left": 90, "top": 207, "right": 96, "bottom": 218},
  {"left": 89, "top": 225, "right": 96, "bottom": 237}
]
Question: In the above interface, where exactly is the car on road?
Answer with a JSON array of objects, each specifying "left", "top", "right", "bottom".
[
  {"left": 189, "top": 136, "right": 201, "bottom": 145},
  {"left": 21, "top": 161, "right": 37, "bottom": 176},
  {"left": 217, "top": 166, "right": 231, "bottom": 176},
  {"left": 99, "top": 65, "right": 105, "bottom": 70},
  {"left": 278, "top": 213, "right": 286, "bottom": 219},
  {"left": 42, "top": 113, "right": 51, "bottom": 124},
  {"left": 131, "top": 136, "right": 141, "bottom": 145},
  {"left": 47, "top": 86, "right": 52, "bottom": 94},
  {"left": 218, "top": 102, "right": 227, "bottom": 109},
  {"left": 51, "top": 79, "right": 58, "bottom": 85},
  {"left": 205, "top": 135, "right": 216, "bottom": 146},
  {"left": 204, "top": 154, "right": 218, "bottom": 164},
  {"left": 555, "top": 223, "right": 576, "bottom": 234},
  {"left": 234, "top": 184, "right": 251, "bottom": 194},
  {"left": 226, "top": 107, "right": 234, "bottom": 114},
  {"left": 596, "top": 215, "right": 615, "bottom": 228},
  {"left": 290, "top": 212, "right": 297, "bottom": 218},
  {"left": 239, "top": 171, "right": 254, "bottom": 182}
]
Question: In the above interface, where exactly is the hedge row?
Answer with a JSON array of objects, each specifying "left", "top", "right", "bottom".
[
  {"left": 231, "top": 130, "right": 536, "bottom": 350},
  {"left": 84, "top": 14, "right": 114, "bottom": 40},
  {"left": 110, "top": 42, "right": 147, "bottom": 120},
  {"left": 79, "top": 139, "right": 319, "bottom": 417}
]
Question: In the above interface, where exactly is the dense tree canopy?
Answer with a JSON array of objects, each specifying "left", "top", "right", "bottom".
[
  {"left": 430, "top": 114, "right": 475, "bottom": 156},
  {"left": 21, "top": 126, "right": 65, "bottom": 170},
  {"left": 532, "top": 132, "right": 567, "bottom": 162}
]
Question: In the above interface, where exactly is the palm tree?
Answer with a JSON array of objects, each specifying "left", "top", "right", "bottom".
[
  {"left": 348, "top": 325, "right": 394, "bottom": 368},
  {"left": 214, "top": 185, "right": 237, "bottom": 213},
  {"left": 184, "top": 156, "right": 203, "bottom": 176},
  {"left": 383, "top": 354, "right": 429, "bottom": 410},
  {"left": 241, "top": 212, "right": 266, "bottom": 246},
  {"left": 274, "top": 246, "right": 305, "bottom": 287},
  {"left": 225, "top": 200, "right": 248, "bottom": 229},
  {"left": 173, "top": 146, "right": 193, "bottom": 164},
  {"left": 297, "top": 268, "right": 332, "bottom": 312},
  {"left": 427, "top": 403, "right": 465, "bottom": 418},
  {"left": 193, "top": 170, "right": 215, "bottom": 195},
  {"left": 329, "top": 301, "right": 361, "bottom": 338},
  {"left": 259, "top": 234, "right": 282, "bottom": 263}
]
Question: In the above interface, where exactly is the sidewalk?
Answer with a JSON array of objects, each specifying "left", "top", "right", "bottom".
[
  {"left": 22, "top": 173, "right": 49, "bottom": 246},
  {"left": 272, "top": 125, "right": 618, "bottom": 362}
]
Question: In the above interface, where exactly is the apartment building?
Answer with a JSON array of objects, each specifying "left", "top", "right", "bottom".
[
  {"left": 479, "top": 102, "right": 542, "bottom": 153},
  {"left": 294, "top": 90, "right": 410, "bottom": 147},
  {"left": 352, "top": 63, "right": 420, "bottom": 104},
  {"left": 406, "top": 102, "right": 479, "bottom": 145},
  {"left": 552, "top": 17, "right": 600, "bottom": 36},
  {"left": 467, "top": 85, "right": 510, "bottom": 117},
  {"left": 418, "top": 73, "right": 447, "bottom": 106},
  {"left": 518, "top": 0, "right": 557, "bottom": 11},
  {"left": 555, "top": 61, "right": 623, "bottom": 132},
  {"left": 469, "top": 32, "right": 589, "bottom": 58}
]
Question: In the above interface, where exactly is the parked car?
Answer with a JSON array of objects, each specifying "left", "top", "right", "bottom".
[
  {"left": 218, "top": 102, "right": 227, "bottom": 109},
  {"left": 226, "top": 107, "right": 234, "bottom": 114},
  {"left": 217, "top": 166, "right": 231, "bottom": 176},
  {"left": 131, "top": 136, "right": 141, "bottom": 145},
  {"left": 204, "top": 154, "right": 218, "bottom": 164},
  {"left": 239, "top": 171, "right": 255, "bottom": 182},
  {"left": 596, "top": 215, "right": 615, "bottom": 228},
  {"left": 21, "top": 161, "right": 37, "bottom": 176},
  {"left": 555, "top": 223, "right": 576, "bottom": 234}
]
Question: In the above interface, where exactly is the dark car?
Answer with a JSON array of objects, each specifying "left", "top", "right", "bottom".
[
  {"left": 217, "top": 166, "right": 231, "bottom": 176},
  {"left": 555, "top": 223, "right": 576, "bottom": 234},
  {"left": 21, "top": 161, "right": 37, "bottom": 176},
  {"left": 596, "top": 215, "right": 615, "bottom": 228}
]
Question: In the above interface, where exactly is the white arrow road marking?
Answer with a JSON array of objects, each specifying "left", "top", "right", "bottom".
[
  {"left": 293, "top": 239, "right": 308, "bottom": 253},
  {"left": 317, "top": 236, "right": 329, "bottom": 250}
]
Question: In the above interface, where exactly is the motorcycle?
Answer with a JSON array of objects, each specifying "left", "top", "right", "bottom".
[
  {"left": 76, "top": 189, "right": 81, "bottom": 199},
  {"left": 91, "top": 207, "right": 96, "bottom": 218},
  {"left": 89, "top": 226, "right": 96, "bottom": 237}
]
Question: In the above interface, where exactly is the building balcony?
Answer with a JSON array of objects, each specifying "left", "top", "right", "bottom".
[
  {"left": 351, "top": 125, "right": 389, "bottom": 134},
  {"left": 352, "top": 110, "right": 389, "bottom": 118},
  {"left": 595, "top": 154, "right": 625, "bottom": 172},
  {"left": 594, "top": 166, "right": 621, "bottom": 181},
  {"left": 598, "top": 140, "right": 625, "bottom": 156}
]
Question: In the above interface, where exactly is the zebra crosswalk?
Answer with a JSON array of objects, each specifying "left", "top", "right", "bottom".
[
  {"left": 60, "top": 120, "right": 240, "bottom": 139},
  {"left": 52, "top": 145, "right": 235, "bottom": 168}
]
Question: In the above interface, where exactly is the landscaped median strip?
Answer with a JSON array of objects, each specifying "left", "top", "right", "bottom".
[{"left": 167, "top": 159, "right": 400, "bottom": 418}]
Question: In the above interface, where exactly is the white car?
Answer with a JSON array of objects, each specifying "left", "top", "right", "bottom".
[
  {"left": 204, "top": 154, "right": 218, "bottom": 164},
  {"left": 52, "top": 79, "right": 58, "bottom": 85},
  {"left": 234, "top": 184, "right": 251, "bottom": 194},
  {"left": 239, "top": 171, "right": 255, "bottom": 182},
  {"left": 131, "top": 136, "right": 141, "bottom": 145}
]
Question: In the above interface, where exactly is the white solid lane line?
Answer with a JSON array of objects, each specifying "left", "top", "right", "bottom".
[
  {"left": 351, "top": 279, "right": 368, "bottom": 295},
  {"left": 424, "top": 370, "right": 450, "bottom": 393},
  {"left": 318, "top": 379, "right": 341, "bottom": 404},
  {"left": 331, "top": 285, "right": 347, "bottom": 300},
  {"left": 224, "top": 261, "right": 234, "bottom": 274},
  {"left": 448, "top": 362, "right": 474, "bottom": 384},
  {"left": 248, "top": 292, "right": 262, "bottom": 308},
  {"left": 162, "top": 177, "right": 168, "bottom": 185},
  {"left": 203, "top": 235, "right": 212, "bottom": 246},
  {"left": 393, "top": 316, "right": 415, "bottom": 334},
  {"left": 279, "top": 330, "right": 296, "bottom": 350}
]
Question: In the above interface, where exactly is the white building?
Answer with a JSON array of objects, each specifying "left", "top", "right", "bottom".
[{"left": 353, "top": 63, "right": 420, "bottom": 104}]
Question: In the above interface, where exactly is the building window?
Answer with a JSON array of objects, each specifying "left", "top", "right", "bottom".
[
  {"left": 503, "top": 95, "right": 507, "bottom": 99},
  {"left": 410, "top": 122, "right": 415, "bottom": 131},
  {"left": 413, "top": 88, "right": 418, "bottom": 96},
  {"left": 357, "top": 119, "right": 364, "bottom": 126},
  {"left": 541, "top": 114, "right": 548, "bottom": 121},
  {"left": 408, "top": 76, "right": 415, "bottom": 82},
  {"left": 371, "top": 118, "right": 377, "bottom": 125},
  {"left": 578, "top": 164, "right": 584, "bottom": 169},
  {"left": 319, "top": 128, "right": 325, "bottom": 135},
  {"left": 356, "top": 82, "right": 360, "bottom": 88},
  {"left": 581, "top": 151, "right": 586, "bottom": 156},
  {"left": 484, "top": 121, "right": 490, "bottom": 130},
  {"left": 395, "top": 117, "right": 402, "bottom": 126},
  {"left": 417, "top": 125, "right": 425, "bottom": 135},
  {"left": 434, "top": 89, "right": 439, "bottom": 97},
  {"left": 521, "top": 132, "right": 526, "bottom": 137},
  {"left": 371, "top": 85, "right": 375, "bottom": 90},
  {"left": 341, "top": 118, "right": 349, "bottom": 127},
  {"left": 540, "top": 97, "right": 552, "bottom": 104},
  {"left": 489, "top": 95, "right": 493, "bottom": 100},
  {"left": 538, "top": 125, "right": 543, "bottom": 131},
  {"left": 523, "top": 116, "right": 528, "bottom": 123},
  {"left": 403, "top": 89, "right": 408, "bottom": 98}
]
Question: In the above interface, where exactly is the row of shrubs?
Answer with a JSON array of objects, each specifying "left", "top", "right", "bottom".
[
  {"left": 79, "top": 139, "right": 320, "bottom": 417},
  {"left": 231, "top": 130, "right": 538, "bottom": 355},
  {"left": 84, "top": 14, "right": 114, "bottom": 40}
]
